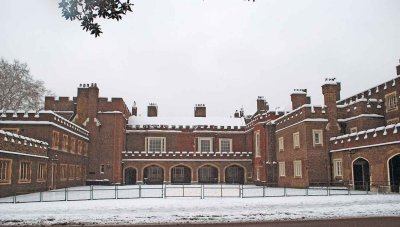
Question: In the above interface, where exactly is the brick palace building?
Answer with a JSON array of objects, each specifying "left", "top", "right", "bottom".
[{"left": 0, "top": 61, "right": 399, "bottom": 197}]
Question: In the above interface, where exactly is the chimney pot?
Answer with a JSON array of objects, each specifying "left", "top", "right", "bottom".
[{"left": 194, "top": 104, "right": 206, "bottom": 117}]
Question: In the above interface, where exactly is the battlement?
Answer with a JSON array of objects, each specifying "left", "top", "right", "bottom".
[
  {"left": 337, "top": 98, "right": 384, "bottom": 119},
  {"left": 246, "top": 110, "right": 285, "bottom": 128},
  {"left": 0, "top": 110, "right": 89, "bottom": 137},
  {"left": 98, "top": 97, "right": 131, "bottom": 117},
  {"left": 0, "top": 130, "right": 48, "bottom": 157},
  {"left": 44, "top": 96, "right": 75, "bottom": 112},
  {"left": 274, "top": 104, "right": 327, "bottom": 129},
  {"left": 329, "top": 123, "right": 400, "bottom": 152},
  {"left": 337, "top": 77, "right": 398, "bottom": 106}
]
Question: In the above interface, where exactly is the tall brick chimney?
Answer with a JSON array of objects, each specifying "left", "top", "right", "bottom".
[
  {"left": 257, "top": 96, "right": 269, "bottom": 113},
  {"left": 322, "top": 78, "right": 341, "bottom": 135},
  {"left": 290, "top": 89, "right": 310, "bottom": 110},
  {"left": 234, "top": 110, "right": 240, "bottom": 118},
  {"left": 147, "top": 103, "right": 158, "bottom": 117},
  {"left": 194, "top": 104, "right": 206, "bottom": 117},
  {"left": 75, "top": 83, "right": 99, "bottom": 125},
  {"left": 396, "top": 59, "right": 400, "bottom": 76},
  {"left": 131, "top": 101, "right": 137, "bottom": 116}
]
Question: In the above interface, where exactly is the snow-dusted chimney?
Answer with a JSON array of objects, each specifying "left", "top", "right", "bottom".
[
  {"left": 257, "top": 96, "right": 269, "bottom": 113},
  {"left": 147, "top": 103, "right": 158, "bottom": 117},
  {"left": 290, "top": 89, "right": 310, "bottom": 110},
  {"left": 396, "top": 59, "right": 400, "bottom": 76},
  {"left": 194, "top": 104, "right": 206, "bottom": 117}
]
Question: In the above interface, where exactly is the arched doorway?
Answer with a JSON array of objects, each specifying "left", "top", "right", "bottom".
[
  {"left": 389, "top": 154, "right": 400, "bottom": 192},
  {"left": 198, "top": 165, "right": 218, "bottom": 183},
  {"left": 225, "top": 165, "right": 245, "bottom": 184},
  {"left": 124, "top": 168, "right": 137, "bottom": 185},
  {"left": 143, "top": 165, "right": 164, "bottom": 184},
  {"left": 171, "top": 165, "right": 191, "bottom": 184},
  {"left": 353, "top": 158, "right": 370, "bottom": 190}
]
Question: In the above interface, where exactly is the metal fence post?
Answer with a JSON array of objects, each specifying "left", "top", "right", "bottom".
[
  {"left": 13, "top": 193, "right": 16, "bottom": 204},
  {"left": 183, "top": 184, "right": 185, "bottom": 197},
  {"left": 65, "top": 188, "right": 68, "bottom": 201},
  {"left": 263, "top": 185, "right": 265, "bottom": 197},
  {"left": 90, "top": 185, "right": 93, "bottom": 200},
  {"left": 40, "top": 191, "right": 43, "bottom": 202},
  {"left": 238, "top": 184, "right": 241, "bottom": 198},
  {"left": 201, "top": 184, "right": 204, "bottom": 199},
  {"left": 306, "top": 187, "right": 308, "bottom": 196},
  {"left": 164, "top": 184, "right": 167, "bottom": 199},
  {"left": 115, "top": 185, "right": 118, "bottom": 199},
  {"left": 284, "top": 186, "right": 287, "bottom": 197},
  {"left": 139, "top": 184, "right": 142, "bottom": 198},
  {"left": 220, "top": 184, "right": 223, "bottom": 197}
]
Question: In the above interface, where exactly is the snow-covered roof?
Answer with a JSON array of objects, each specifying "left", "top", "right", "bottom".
[{"left": 128, "top": 116, "right": 246, "bottom": 128}]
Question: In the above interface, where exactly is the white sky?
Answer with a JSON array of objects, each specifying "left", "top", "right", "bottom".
[{"left": 1, "top": 0, "right": 399, "bottom": 117}]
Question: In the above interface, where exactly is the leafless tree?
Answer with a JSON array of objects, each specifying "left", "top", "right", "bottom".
[{"left": 0, "top": 58, "right": 53, "bottom": 111}]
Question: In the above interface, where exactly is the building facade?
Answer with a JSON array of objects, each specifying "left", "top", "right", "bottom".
[{"left": 1, "top": 62, "right": 400, "bottom": 197}]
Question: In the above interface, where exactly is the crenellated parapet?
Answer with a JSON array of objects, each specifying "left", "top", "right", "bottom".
[
  {"left": 98, "top": 97, "right": 131, "bottom": 118},
  {"left": 329, "top": 123, "right": 400, "bottom": 152},
  {"left": 0, "top": 130, "right": 48, "bottom": 157},
  {"left": 0, "top": 110, "right": 89, "bottom": 137},
  {"left": 274, "top": 104, "right": 328, "bottom": 130}
]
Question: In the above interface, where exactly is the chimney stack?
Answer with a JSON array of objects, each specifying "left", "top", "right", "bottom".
[
  {"left": 131, "top": 101, "right": 137, "bottom": 116},
  {"left": 239, "top": 108, "right": 244, "bottom": 117},
  {"left": 257, "top": 96, "right": 269, "bottom": 113},
  {"left": 147, "top": 103, "right": 158, "bottom": 117},
  {"left": 290, "top": 89, "right": 310, "bottom": 110},
  {"left": 396, "top": 59, "right": 400, "bottom": 76},
  {"left": 194, "top": 104, "right": 206, "bottom": 117},
  {"left": 234, "top": 110, "right": 240, "bottom": 118},
  {"left": 322, "top": 78, "right": 341, "bottom": 135}
]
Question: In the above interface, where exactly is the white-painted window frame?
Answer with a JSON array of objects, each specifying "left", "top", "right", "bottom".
[{"left": 219, "top": 138, "right": 232, "bottom": 153}]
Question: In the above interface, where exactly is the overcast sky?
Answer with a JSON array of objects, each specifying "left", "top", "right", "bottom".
[{"left": 1, "top": 0, "right": 399, "bottom": 117}]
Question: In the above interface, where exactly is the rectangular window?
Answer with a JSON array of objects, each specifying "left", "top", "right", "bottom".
[
  {"left": 0, "top": 159, "right": 12, "bottom": 184},
  {"left": 279, "top": 162, "right": 285, "bottom": 177},
  {"left": 254, "top": 131, "right": 260, "bottom": 157},
  {"left": 19, "top": 161, "right": 31, "bottom": 183},
  {"left": 198, "top": 138, "right": 213, "bottom": 153},
  {"left": 76, "top": 165, "right": 81, "bottom": 180},
  {"left": 70, "top": 137, "right": 76, "bottom": 153},
  {"left": 60, "top": 164, "right": 67, "bottom": 181},
  {"left": 37, "top": 163, "right": 47, "bottom": 182},
  {"left": 62, "top": 134, "right": 69, "bottom": 151},
  {"left": 100, "top": 164, "right": 105, "bottom": 174},
  {"left": 77, "top": 140, "right": 82, "bottom": 155},
  {"left": 52, "top": 131, "right": 60, "bottom": 149},
  {"left": 293, "top": 160, "right": 302, "bottom": 177},
  {"left": 385, "top": 92, "right": 398, "bottom": 112},
  {"left": 84, "top": 143, "right": 88, "bottom": 156},
  {"left": 219, "top": 139, "right": 232, "bottom": 153},
  {"left": 68, "top": 165, "right": 75, "bottom": 180},
  {"left": 312, "top": 130, "right": 323, "bottom": 146},
  {"left": 350, "top": 127, "right": 358, "bottom": 134},
  {"left": 256, "top": 167, "right": 260, "bottom": 180},
  {"left": 146, "top": 137, "right": 166, "bottom": 153},
  {"left": 278, "top": 137, "right": 284, "bottom": 152},
  {"left": 334, "top": 159, "right": 343, "bottom": 177},
  {"left": 293, "top": 132, "right": 300, "bottom": 149}
]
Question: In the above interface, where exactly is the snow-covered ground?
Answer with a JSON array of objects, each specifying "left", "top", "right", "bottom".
[{"left": 0, "top": 186, "right": 399, "bottom": 226}]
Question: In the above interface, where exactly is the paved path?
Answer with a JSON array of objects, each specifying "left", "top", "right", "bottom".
[{"left": 126, "top": 217, "right": 400, "bottom": 227}]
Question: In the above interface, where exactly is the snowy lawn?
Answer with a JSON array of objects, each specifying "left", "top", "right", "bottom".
[{"left": 0, "top": 193, "right": 400, "bottom": 226}]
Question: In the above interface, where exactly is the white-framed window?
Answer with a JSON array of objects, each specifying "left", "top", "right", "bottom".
[
  {"left": 77, "top": 140, "right": 82, "bottom": 154},
  {"left": 385, "top": 92, "right": 398, "bottom": 112},
  {"left": 293, "top": 160, "right": 302, "bottom": 177},
  {"left": 350, "top": 127, "right": 357, "bottom": 134},
  {"left": 198, "top": 137, "right": 213, "bottom": 153},
  {"left": 0, "top": 159, "right": 12, "bottom": 184},
  {"left": 219, "top": 139, "right": 232, "bottom": 153},
  {"left": 62, "top": 134, "right": 69, "bottom": 151},
  {"left": 254, "top": 131, "right": 260, "bottom": 157},
  {"left": 279, "top": 162, "right": 285, "bottom": 177},
  {"left": 76, "top": 165, "right": 81, "bottom": 180},
  {"left": 68, "top": 165, "right": 75, "bottom": 180},
  {"left": 70, "top": 137, "right": 76, "bottom": 154},
  {"left": 145, "top": 137, "right": 166, "bottom": 153},
  {"left": 60, "top": 164, "right": 67, "bottom": 181},
  {"left": 293, "top": 132, "right": 300, "bottom": 149},
  {"left": 333, "top": 159, "right": 343, "bottom": 177},
  {"left": 312, "top": 130, "right": 323, "bottom": 146},
  {"left": 37, "top": 163, "right": 47, "bottom": 182},
  {"left": 19, "top": 161, "right": 31, "bottom": 183},
  {"left": 256, "top": 167, "right": 260, "bottom": 180},
  {"left": 278, "top": 137, "right": 284, "bottom": 152},
  {"left": 100, "top": 164, "right": 105, "bottom": 174},
  {"left": 52, "top": 131, "right": 59, "bottom": 149}
]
